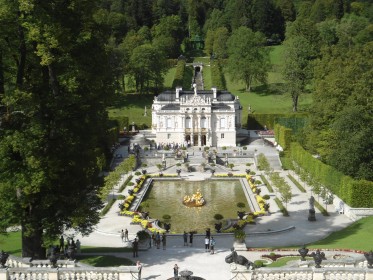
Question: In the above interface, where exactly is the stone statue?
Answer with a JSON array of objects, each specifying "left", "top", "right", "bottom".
[
  {"left": 193, "top": 83, "right": 197, "bottom": 95},
  {"left": 309, "top": 196, "right": 315, "bottom": 210},
  {"left": 308, "top": 196, "right": 316, "bottom": 221},
  {"left": 225, "top": 248, "right": 253, "bottom": 269}
]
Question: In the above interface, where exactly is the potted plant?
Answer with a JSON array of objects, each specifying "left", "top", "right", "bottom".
[
  {"left": 237, "top": 202, "right": 246, "bottom": 219},
  {"left": 234, "top": 229, "right": 246, "bottom": 243}
]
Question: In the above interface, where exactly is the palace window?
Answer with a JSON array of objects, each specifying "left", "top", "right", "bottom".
[
  {"left": 221, "top": 133, "right": 224, "bottom": 139},
  {"left": 167, "top": 118, "right": 173, "bottom": 128},
  {"left": 220, "top": 118, "right": 226, "bottom": 128},
  {"left": 201, "top": 117, "right": 206, "bottom": 128},
  {"left": 185, "top": 117, "right": 191, "bottom": 128}
]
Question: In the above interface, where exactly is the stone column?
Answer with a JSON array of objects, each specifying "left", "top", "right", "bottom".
[{"left": 198, "top": 133, "right": 201, "bottom": 146}]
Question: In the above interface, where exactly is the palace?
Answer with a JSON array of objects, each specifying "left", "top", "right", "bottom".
[{"left": 151, "top": 85, "right": 242, "bottom": 147}]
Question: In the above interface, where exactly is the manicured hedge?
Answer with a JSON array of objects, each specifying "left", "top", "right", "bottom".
[
  {"left": 290, "top": 142, "right": 373, "bottom": 208},
  {"left": 247, "top": 113, "right": 308, "bottom": 130},
  {"left": 274, "top": 124, "right": 292, "bottom": 150},
  {"left": 172, "top": 59, "right": 186, "bottom": 88},
  {"left": 211, "top": 60, "right": 226, "bottom": 90}
]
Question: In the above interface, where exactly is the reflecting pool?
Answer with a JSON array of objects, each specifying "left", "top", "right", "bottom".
[{"left": 143, "top": 180, "right": 247, "bottom": 233}]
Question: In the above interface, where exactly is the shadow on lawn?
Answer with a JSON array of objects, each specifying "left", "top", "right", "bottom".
[
  {"left": 109, "top": 94, "right": 154, "bottom": 110},
  {"left": 253, "top": 83, "right": 285, "bottom": 96}
]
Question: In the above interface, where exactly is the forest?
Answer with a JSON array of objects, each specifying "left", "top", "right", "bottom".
[{"left": 0, "top": 0, "right": 372, "bottom": 257}]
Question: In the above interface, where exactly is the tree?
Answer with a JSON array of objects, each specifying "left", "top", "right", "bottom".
[
  {"left": 128, "top": 44, "right": 167, "bottom": 94},
  {"left": 213, "top": 27, "right": 229, "bottom": 58},
  {"left": 226, "top": 26, "right": 270, "bottom": 92},
  {"left": 328, "top": 106, "right": 373, "bottom": 181},
  {"left": 151, "top": 15, "right": 184, "bottom": 58},
  {"left": 251, "top": 0, "right": 285, "bottom": 40},
  {"left": 282, "top": 35, "right": 315, "bottom": 112},
  {"left": 0, "top": 0, "right": 115, "bottom": 258},
  {"left": 275, "top": 0, "right": 296, "bottom": 22},
  {"left": 279, "top": 182, "right": 292, "bottom": 208}
]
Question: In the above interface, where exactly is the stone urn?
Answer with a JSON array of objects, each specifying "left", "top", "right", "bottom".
[
  {"left": 214, "top": 222, "right": 222, "bottom": 233},
  {"left": 164, "top": 223, "right": 171, "bottom": 233},
  {"left": 66, "top": 244, "right": 76, "bottom": 260},
  {"left": 237, "top": 211, "right": 245, "bottom": 220},
  {"left": 364, "top": 251, "right": 373, "bottom": 268},
  {"left": 311, "top": 250, "right": 325, "bottom": 268},
  {"left": 298, "top": 246, "right": 309, "bottom": 261},
  {"left": 49, "top": 250, "right": 59, "bottom": 268}
]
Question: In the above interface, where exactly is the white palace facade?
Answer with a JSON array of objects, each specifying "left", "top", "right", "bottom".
[{"left": 151, "top": 86, "right": 242, "bottom": 147}]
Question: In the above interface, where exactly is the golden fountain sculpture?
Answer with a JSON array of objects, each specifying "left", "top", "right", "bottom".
[{"left": 183, "top": 189, "right": 206, "bottom": 207}]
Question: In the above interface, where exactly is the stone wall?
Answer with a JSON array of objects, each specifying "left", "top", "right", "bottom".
[{"left": 333, "top": 195, "right": 373, "bottom": 221}]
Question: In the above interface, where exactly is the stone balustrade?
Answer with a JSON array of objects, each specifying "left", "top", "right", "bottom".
[
  {"left": 230, "top": 265, "right": 373, "bottom": 280},
  {"left": 0, "top": 267, "right": 138, "bottom": 280},
  {"left": 6, "top": 256, "right": 76, "bottom": 268}
]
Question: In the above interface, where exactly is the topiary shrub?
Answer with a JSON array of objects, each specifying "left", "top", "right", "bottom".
[
  {"left": 254, "top": 260, "right": 265, "bottom": 268},
  {"left": 135, "top": 171, "right": 141, "bottom": 176},
  {"left": 262, "top": 194, "right": 270, "bottom": 200},
  {"left": 214, "top": 214, "right": 224, "bottom": 220},
  {"left": 137, "top": 230, "right": 150, "bottom": 241},
  {"left": 162, "top": 214, "right": 171, "bottom": 220}
]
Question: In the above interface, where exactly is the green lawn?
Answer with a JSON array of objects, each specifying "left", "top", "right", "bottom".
[
  {"left": 0, "top": 231, "right": 22, "bottom": 256},
  {"left": 305, "top": 216, "right": 373, "bottom": 251},
  {"left": 164, "top": 67, "right": 176, "bottom": 89},
  {"left": 265, "top": 256, "right": 312, "bottom": 267},
  {"left": 108, "top": 94, "right": 153, "bottom": 128}
]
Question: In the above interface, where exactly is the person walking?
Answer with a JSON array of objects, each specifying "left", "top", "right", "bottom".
[
  {"left": 204, "top": 236, "right": 210, "bottom": 252},
  {"left": 189, "top": 232, "right": 193, "bottom": 247},
  {"left": 151, "top": 233, "right": 156, "bottom": 247},
  {"left": 210, "top": 237, "right": 216, "bottom": 254},
  {"left": 59, "top": 236, "right": 64, "bottom": 251},
  {"left": 124, "top": 229, "right": 129, "bottom": 241},
  {"left": 162, "top": 233, "right": 167, "bottom": 250},
  {"left": 206, "top": 228, "right": 211, "bottom": 239},
  {"left": 132, "top": 238, "right": 139, "bottom": 257},
  {"left": 136, "top": 261, "right": 142, "bottom": 280},
  {"left": 156, "top": 232, "right": 161, "bottom": 249},
  {"left": 183, "top": 231, "right": 188, "bottom": 246},
  {"left": 120, "top": 229, "right": 125, "bottom": 242},
  {"left": 76, "top": 239, "right": 81, "bottom": 254},
  {"left": 173, "top": 264, "right": 179, "bottom": 279}
]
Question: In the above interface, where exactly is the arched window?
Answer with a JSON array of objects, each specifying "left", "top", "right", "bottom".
[{"left": 185, "top": 117, "right": 191, "bottom": 128}]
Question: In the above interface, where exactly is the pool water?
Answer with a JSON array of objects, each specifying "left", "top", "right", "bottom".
[{"left": 143, "top": 180, "right": 247, "bottom": 233}]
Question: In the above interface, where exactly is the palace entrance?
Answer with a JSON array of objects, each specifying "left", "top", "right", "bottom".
[{"left": 193, "top": 135, "right": 198, "bottom": 146}]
